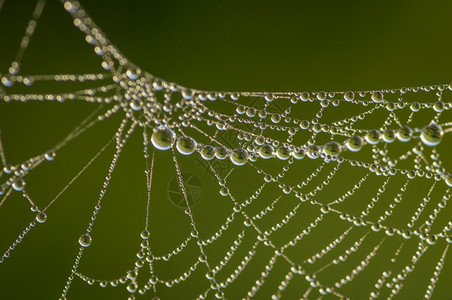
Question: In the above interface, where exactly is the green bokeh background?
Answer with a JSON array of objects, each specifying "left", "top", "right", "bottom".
[{"left": 0, "top": 0, "right": 452, "bottom": 299}]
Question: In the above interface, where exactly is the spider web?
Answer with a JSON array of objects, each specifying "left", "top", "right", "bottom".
[{"left": 0, "top": 0, "right": 451, "bottom": 299}]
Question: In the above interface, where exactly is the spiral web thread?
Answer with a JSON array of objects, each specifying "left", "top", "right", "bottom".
[{"left": 0, "top": 0, "right": 452, "bottom": 299}]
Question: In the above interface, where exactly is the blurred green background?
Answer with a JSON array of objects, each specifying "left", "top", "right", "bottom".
[{"left": 0, "top": 0, "right": 452, "bottom": 299}]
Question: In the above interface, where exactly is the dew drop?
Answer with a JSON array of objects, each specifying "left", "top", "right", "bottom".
[
  {"left": 200, "top": 145, "right": 216, "bottom": 160},
  {"left": 316, "top": 91, "right": 326, "bottom": 101},
  {"left": 36, "top": 212, "right": 47, "bottom": 223},
  {"left": 141, "top": 230, "right": 150, "bottom": 239},
  {"left": 276, "top": 146, "right": 291, "bottom": 160},
  {"left": 79, "top": 234, "right": 92, "bottom": 247},
  {"left": 12, "top": 178, "right": 25, "bottom": 191},
  {"left": 365, "top": 130, "right": 380, "bottom": 145},
  {"left": 130, "top": 99, "right": 142, "bottom": 111},
  {"left": 322, "top": 141, "right": 341, "bottom": 157},
  {"left": 44, "top": 151, "right": 56, "bottom": 161},
  {"left": 300, "top": 92, "right": 310, "bottom": 101},
  {"left": 230, "top": 148, "right": 248, "bottom": 166},
  {"left": 410, "top": 102, "right": 421, "bottom": 112},
  {"left": 206, "top": 270, "right": 215, "bottom": 280},
  {"left": 127, "top": 282, "right": 137, "bottom": 293},
  {"left": 371, "top": 91, "right": 384, "bottom": 103},
  {"left": 292, "top": 148, "right": 305, "bottom": 160},
  {"left": 259, "top": 145, "right": 274, "bottom": 159},
  {"left": 151, "top": 126, "right": 176, "bottom": 150},
  {"left": 344, "top": 91, "right": 354, "bottom": 101},
  {"left": 271, "top": 114, "right": 281, "bottom": 123},
  {"left": 176, "top": 136, "right": 196, "bottom": 155},
  {"left": 307, "top": 145, "right": 320, "bottom": 159},
  {"left": 396, "top": 126, "right": 413, "bottom": 142},
  {"left": 382, "top": 129, "right": 396, "bottom": 143},
  {"left": 320, "top": 204, "right": 330, "bottom": 214},
  {"left": 215, "top": 146, "right": 229, "bottom": 160},
  {"left": 219, "top": 187, "right": 229, "bottom": 196},
  {"left": 421, "top": 124, "right": 443, "bottom": 146},
  {"left": 445, "top": 174, "right": 452, "bottom": 187},
  {"left": 346, "top": 135, "right": 363, "bottom": 152}
]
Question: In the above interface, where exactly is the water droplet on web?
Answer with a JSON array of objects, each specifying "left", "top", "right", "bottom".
[
  {"left": 382, "top": 129, "right": 396, "bottom": 143},
  {"left": 1, "top": 76, "right": 13, "bottom": 87},
  {"left": 320, "top": 204, "right": 330, "bottom": 214},
  {"left": 45, "top": 151, "right": 56, "bottom": 161},
  {"left": 346, "top": 135, "right": 363, "bottom": 152},
  {"left": 176, "top": 136, "right": 196, "bottom": 155},
  {"left": 236, "top": 106, "right": 245, "bottom": 114},
  {"left": 219, "top": 187, "right": 229, "bottom": 196},
  {"left": 264, "top": 93, "right": 274, "bottom": 102},
  {"left": 365, "top": 130, "right": 381, "bottom": 145},
  {"left": 181, "top": 89, "right": 194, "bottom": 100},
  {"left": 36, "top": 212, "right": 47, "bottom": 223},
  {"left": 141, "top": 230, "right": 150, "bottom": 239},
  {"left": 271, "top": 114, "right": 281, "bottom": 123},
  {"left": 126, "top": 68, "right": 141, "bottom": 80},
  {"left": 79, "top": 234, "right": 92, "bottom": 247},
  {"left": 410, "top": 102, "right": 421, "bottom": 112},
  {"left": 433, "top": 101, "right": 444, "bottom": 112},
  {"left": 151, "top": 126, "right": 176, "bottom": 150},
  {"left": 276, "top": 146, "right": 291, "bottom": 160},
  {"left": 259, "top": 145, "right": 274, "bottom": 159},
  {"left": 3, "top": 164, "right": 14, "bottom": 174},
  {"left": 12, "top": 178, "right": 25, "bottom": 191},
  {"left": 127, "top": 282, "right": 137, "bottom": 293},
  {"left": 322, "top": 141, "right": 341, "bottom": 157},
  {"left": 307, "top": 145, "right": 320, "bottom": 159},
  {"left": 200, "top": 145, "right": 215, "bottom": 160},
  {"left": 230, "top": 148, "right": 248, "bottom": 166},
  {"left": 371, "top": 91, "right": 384, "bottom": 103},
  {"left": 246, "top": 107, "right": 256, "bottom": 117},
  {"left": 215, "top": 146, "right": 229, "bottom": 160},
  {"left": 292, "top": 148, "right": 305, "bottom": 160},
  {"left": 396, "top": 126, "right": 413, "bottom": 142},
  {"left": 317, "top": 91, "right": 326, "bottom": 101},
  {"left": 298, "top": 92, "right": 309, "bottom": 101},
  {"left": 421, "top": 124, "right": 443, "bottom": 146},
  {"left": 344, "top": 91, "right": 354, "bottom": 101},
  {"left": 445, "top": 174, "right": 452, "bottom": 187},
  {"left": 130, "top": 99, "right": 142, "bottom": 111},
  {"left": 254, "top": 135, "right": 265, "bottom": 146},
  {"left": 64, "top": 1, "right": 80, "bottom": 13}
]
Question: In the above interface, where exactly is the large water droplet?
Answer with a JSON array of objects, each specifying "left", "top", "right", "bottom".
[
  {"left": 396, "top": 126, "right": 413, "bottom": 142},
  {"left": 323, "top": 141, "right": 341, "bottom": 156},
  {"left": 215, "top": 146, "right": 229, "bottom": 160},
  {"left": 200, "top": 145, "right": 215, "bottom": 160},
  {"left": 176, "top": 136, "right": 196, "bottom": 155},
  {"left": 346, "top": 135, "right": 363, "bottom": 152},
  {"left": 276, "top": 146, "right": 291, "bottom": 160},
  {"left": 259, "top": 145, "right": 274, "bottom": 159},
  {"left": 230, "top": 148, "right": 248, "bottom": 166},
  {"left": 421, "top": 123, "right": 443, "bottom": 146},
  {"left": 381, "top": 129, "right": 396, "bottom": 143},
  {"left": 344, "top": 91, "right": 354, "bottom": 101},
  {"left": 365, "top": 130, "right": 380, "bottom": 145},
  {"left": 79, "top": 234, "right": 92, "bottom": 247},
  {"left": 371, "top": 91, "right": 384, "bottom": 103},
  {"left": 151, "top": 126, "right": 176, "bottom": 150}
]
